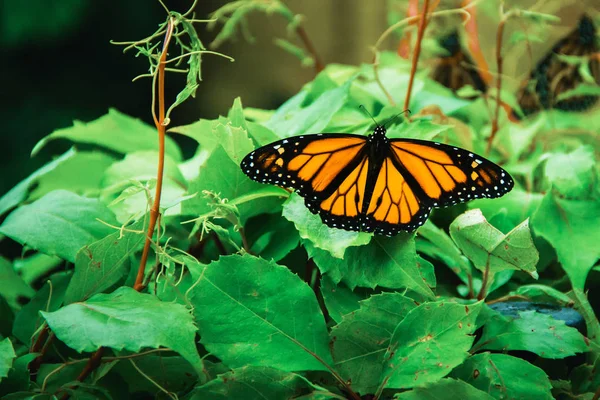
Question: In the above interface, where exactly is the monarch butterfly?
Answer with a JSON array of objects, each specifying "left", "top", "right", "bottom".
[{"left": 240, "top": 121, "right": 514, "bottom": 236}]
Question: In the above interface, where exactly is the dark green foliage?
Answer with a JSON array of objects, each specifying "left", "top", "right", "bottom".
[{"left": 0, "top": 1, "right": 599, "bottom": 399}]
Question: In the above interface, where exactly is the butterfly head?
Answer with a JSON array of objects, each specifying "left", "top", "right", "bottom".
[{"left": 372, "top": 125, "right": 387, "bottom": 137}]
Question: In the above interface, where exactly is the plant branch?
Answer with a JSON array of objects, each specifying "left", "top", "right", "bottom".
[
  {"left": 57, "top": 347, "right": 105, "bottom": 400},
  {"left": 135, "top": 17, "right": 175, "bottom": 292},
  {"left": 477, "top": 257, "right": 491, "bottom": 300},
  {"left": 487, "top": 7, "right": 510, "bottom": 155},
  {"left": 404, "top": 0, "right": 430, "bottom": 111},
  {"left": 295, "top": 23, "right": 324, "bottom": 74}
]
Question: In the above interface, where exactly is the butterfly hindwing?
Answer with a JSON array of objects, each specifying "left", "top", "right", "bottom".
[{"left": 389, "top": 139, "right": 514, "bottom": 208}]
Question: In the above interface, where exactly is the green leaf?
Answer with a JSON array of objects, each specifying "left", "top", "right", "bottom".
[
  {"left": 14, "top": 254, "right": 63, "bottom": 286},
  {"left": 0, "top": 190, "right": 119, "bottom": 263},
  {"left": 101, "top": 150, "right": 187, "bottom": 221},
  {"left": 532, "top": 193, "right": 600, "bottom": 289},
  {"left": 556, "top": 84, "right": 600, "bottom": 101},
  {"left": 0, "top": 338, "right": 16, "bottom": 382},
  {"left": 395, "top": 378, "right": 495, "bottom": 400},
  {"left": 282, "top": 193, "right": 371, "bottom": 259},
  {"left": 0, "top": 257, "right": 35, "bottom": 309},
  {"left": 64, "top": 220, "right": 145, "bottom": 304},
  {"left": 265, "top": 79, "right": 352, "bottom": 138},
  {"left": 543, "top": 146, "right": 597, "bottom": 199},
  {"left": 475, "top": 309, "right": 589, "bottom": 358},
  {"left": 469, "top": 188, "right": 544, "bottom": 231},
  {"left": 189, "top": 255, "right": 333, "bottom": 372},
  {"left": 189, "top": 366, "right": 327, "bottom": 399},
  {"left": 13, "top": 273, "right": 70, "bottom": 345},
  {"left": 0, "top": 296, "right": 14, "bottom": 338},
  {"left": 417, "top": 220, "right": 471, "bottom": 283},
  {"left": 307, "top": 235, "right": 435, "bottom": 298},
  {"left": 169, "top": 118, "right": 220, "bottom": 157},
  {"left": 29, "top": 151, "right": 115, "bottom": 201},
  {"left": 0, "top": 148, "right": 76, "bottom": 216},
  {"left": 213, "top": 122, "right": 254, "bottom": 164},
  {"left": 451, "top": 352, "right": 553, "bottom": 400},
  {"left": 183, "top": 145, "right": 283, "bottom": 225},
  {"left": 41, "top": 287, "right": 204, "bottom": 377},
  {"left": 519, "top": 9, "right": 561, "bottom": 23},
  {"left": 569, "top": 288, "right": 600, "bottom": 348},
  {"left": 381, "top": 301, "right": 483, "bottom": 390},
  {"left": 246, "top": 214, "right": 300, "bottom": 262},
  {"left": 450, "top": 209, "right": 539, "bottom": 278},
  {"left": 510, "top": 284, "right": 573, "bottom": 306},
  {"left": 0, "top": 353, "right": 39, "bottom": 395},
  {"left": 320, "top": 275, "right": 366, "bottom": 324},
  {"left": 31, "top": 109, "right": 182, "bottom": 160},
  {"left": 331, "top": 293, "right": 417, "bottom": 394}
]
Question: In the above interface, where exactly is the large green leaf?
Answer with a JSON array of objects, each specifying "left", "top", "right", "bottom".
[
  {"left": 41, "top": 287, "right": 204, "bottom": 377},
  {"left": 380, "top": 301, "right": 482, "bottom": 390},
  {"left": 189, "top": 367, "right": 329, "bottom": 399},
  {"left": 0, "top": 338, "right": 16, "bottom": 382},
  {"left": 31, "top": 109, "right": 182, "bottom": 160},
  {"left": 0, "top": 190, "right": 119, "bottom": 263},
  {"left": 451, "top": 352, "right": 553, "bottom": 400},
  {"left": 63, "top": 219, "right": 145, "bottom": 304},
  {"left": 0, "top": 257, "right": 34, "bottom": 309},
  {"left": 450, "top": 209, "right": 539, "bottom": 278},
  {"left": 189, "top": 255, "right": 333, "bottom": 372},
  {"left": 265, "top": 79, "right": 352, "bottom": 138},
  {"left": 282, "top": 193, "right": 371, "bottom": 259},
  {"left": 395, "top": 378, "right": 495, "bottom": 400},
  {"left": 331, "top": 293, "right": 417, "bottom": 394},
  {"left": 475, "top": 309, "right": 589, "bottom": 358},
  {"left": 307, "top": 235, "right": 435, "bottom": 299},
  {"left": 246, "top": 213, "right": 300, "bottom": 262},
  {"left": 532, "top": 193, "right": 600, "bottom": 289}
]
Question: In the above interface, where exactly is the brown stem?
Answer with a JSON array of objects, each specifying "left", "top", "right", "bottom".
[
  {"left": 135, "top": 18, "right": 175, "bottom": 292},
  {"left": 57, "top": 347, "right": 105, "bottom": 400},
  {"left": 486, "top": 11, "right": 508, "bottom": 155},
  {"left": 467, "top": 273, "right": 475, "bottom": 299},
  {"left": 592, "top": 383, "right": 600, "bottom": 400},
  {"left": 238, "top": 227, "right": 251, "bottom": 253},
  {"left": 477, "top": 258, "right": 491, "bottom": 301},
  {"left": 295, "top": 24, "right": 324, "bottom": 74},
  {"left": 403, "top": 0, "right": 430, "bottom": 111},
  {"left": 29, "top": 330, "right": 55, "bottom": 377}
]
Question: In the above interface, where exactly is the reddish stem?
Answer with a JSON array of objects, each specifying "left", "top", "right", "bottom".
[
  {"left": 134, "top": 19, "right": 175, "bottom": 292},
  {"left": 487, "top": 13, "right": 508, "bottom": 155},
  {"left": 295, "top": 24, "right": 324, "bottom": 74},
  {"left": 403, "top": 0, "right": 431, "bottom": 111}
]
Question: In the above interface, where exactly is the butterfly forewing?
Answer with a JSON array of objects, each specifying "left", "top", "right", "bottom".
[{"left": 389, "top": 139, "right": 513, "bottom": 208}]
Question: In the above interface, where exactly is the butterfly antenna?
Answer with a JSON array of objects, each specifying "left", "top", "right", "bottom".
[
  {"left": 383, "top": 108, "right": 411, "bottom": 128},
  {"left": 359, "top": 105, "right": 379, "bottom": 126}
]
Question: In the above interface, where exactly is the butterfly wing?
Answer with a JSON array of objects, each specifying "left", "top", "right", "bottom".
[
  {"left": 241, "top": 134, "right": 370, "bottom": 231},
  {"left": 388, "top": 139, "right": 514, "bottom": 208},
  {"left": 362, "top": 155, "right": 433, "bottom": 235}
]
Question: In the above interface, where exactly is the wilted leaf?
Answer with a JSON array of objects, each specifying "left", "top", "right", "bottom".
[
  {"left": 451, "top": 352, "right": 553, "bottom": 399},
  {"left": 450, "top": 209, "right": 539, "bottom": 278},
  {"left": 189, "top": 255, "right": 333, "bottom": 372},
  {"left": 331, "top": 293, "right": 417, "bottom": 394},
  {"left": 42, "top": 287, "right": 204, "bottom": 376},
  {"left": 381, "top": 301, "right": 482, "bottom": 389}
]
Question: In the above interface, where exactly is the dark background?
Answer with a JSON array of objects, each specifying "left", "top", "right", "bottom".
[{"left": 0, "top": 0, "right": 387, "bottom": 195}]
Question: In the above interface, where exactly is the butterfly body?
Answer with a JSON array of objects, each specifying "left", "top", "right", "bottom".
[{"left": 241, "top": 126, "right": 513, "bottom": 236}]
